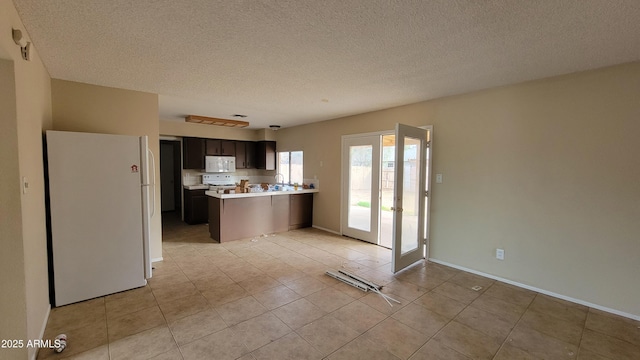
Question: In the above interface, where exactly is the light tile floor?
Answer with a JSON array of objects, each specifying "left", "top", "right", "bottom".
[{"left": 38, "top": 213, "right": 640, "bottom": 359}]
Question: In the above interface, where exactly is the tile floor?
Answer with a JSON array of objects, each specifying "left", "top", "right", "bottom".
[{"left": 38, "top": 213, "right": 640, "bottom": 359}]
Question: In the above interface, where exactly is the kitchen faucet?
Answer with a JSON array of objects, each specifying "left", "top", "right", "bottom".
[{"left": 275, "top": 173, "right": 285, "bottom": 184}]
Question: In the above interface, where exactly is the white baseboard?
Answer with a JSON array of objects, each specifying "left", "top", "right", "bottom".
[
  {"left": 428, "top": 258, "right": 640, "bottom": 321},
  {"left": 31, "top": 304, "right": 51, "bottom": 360},
  {"left": 151, "top": 257, "right": 164, "bottom": 263},
  {"left": 312, "top": 225, "right": 341, "bottom": 236}
]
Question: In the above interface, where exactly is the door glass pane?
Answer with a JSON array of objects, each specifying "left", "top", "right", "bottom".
[
  {"left": 401, "top": 136, "right": 420, "bottom": 254},
  {"left": 348, "top": 145, "right": 372, "bottom": 231}
]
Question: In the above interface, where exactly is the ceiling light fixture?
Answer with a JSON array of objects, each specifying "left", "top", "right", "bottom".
[
  {"left": 185, "top": 115, "right": 249, "bottom": 128},
  {"left": 269, "top": 125, "right": 281, "bottom": 131}
]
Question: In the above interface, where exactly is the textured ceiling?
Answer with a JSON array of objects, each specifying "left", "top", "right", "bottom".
[{"left": 13, "top": 0, "right": 640, "bottom": 129}]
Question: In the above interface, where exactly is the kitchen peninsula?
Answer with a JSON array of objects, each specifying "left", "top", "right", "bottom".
[{"left": 206, "top": 189, "right": 318, "bottom": 242}]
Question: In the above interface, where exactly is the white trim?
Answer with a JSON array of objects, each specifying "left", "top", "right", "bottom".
[
  {"left": 428, "top": 258, "right": 640, "bottom": 321},
  {"left": 341, "top": 130, "right": 394, "bottom": 238},
  {"left": 340, "top": 125, "right": 431, "bottom": 140},
  {"left": 424, "top": 125, "right": 433, "bottom": 262},
  {"left": 312, "top": 225, "right": 341, "bottom": 236},
  {"left": 342, "top": 129, "right": 394, "bottom": 140},
  {"left": 340, "top": 135, "right": 382, "bottom": 243},
  {"left": 32, "top": 304, "right": 51, "bottom": 360},
  {"left": 392, "top": 124, "right": 431, "bottom": 272},
  {"left": 151, "top": 257, "right": 164, "bottom": 263},
  {"left": 340, "top": 137, "right": 344, "bottom": 237},
  {"left": 339, "top": 125, "right": 431, "bottom": 241}
]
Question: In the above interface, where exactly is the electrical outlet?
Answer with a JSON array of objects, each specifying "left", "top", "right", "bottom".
[
  {"left": 436, "top": 174, "right": 443, "bottom": 183},
  {"left": 496, "top": 248, "right": 505, "bottom": 260}
]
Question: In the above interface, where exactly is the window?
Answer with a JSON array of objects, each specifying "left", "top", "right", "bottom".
[{"left": 278, "top": 151, "right": 303, "bottom": 184}]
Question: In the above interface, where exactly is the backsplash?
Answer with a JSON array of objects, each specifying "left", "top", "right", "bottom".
[
  {"left": 182, "top": 170, "right": 202, "bottom": 186},
  {"left": 182, "top": 169, "right": 318, "bottom": 189},
  {"left": 182, "top": 169, "right": 276, "bottom": 186}
]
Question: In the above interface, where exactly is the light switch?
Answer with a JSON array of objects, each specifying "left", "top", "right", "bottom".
[
  {"left": 22, "top": 176, "right": 29, "bottom": 194},
  {"left": 435, "top": 174, "right": 443, "bottom": 183}
]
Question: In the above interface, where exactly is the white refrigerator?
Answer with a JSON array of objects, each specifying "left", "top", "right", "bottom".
[{"left": 45, "top": 130, "right": 154, "bottom": 306}]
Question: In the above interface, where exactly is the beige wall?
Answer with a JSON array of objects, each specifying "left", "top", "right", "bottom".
[
  {"left": 52, "top": 80, "right": 163, "bottom": 260},
  {"left": 276, "top": 62, "right": 640, "bottom": 317},
  {"left": 0, "top": 59, "right": 28, "bottom": 360},
  {"left": 1, "top": 0, "right": 53, "bottom": 358}
]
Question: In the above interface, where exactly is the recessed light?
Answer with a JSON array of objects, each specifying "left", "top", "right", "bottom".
[{"left": 269, "top": 125, "right": 281, "bottom": 131}]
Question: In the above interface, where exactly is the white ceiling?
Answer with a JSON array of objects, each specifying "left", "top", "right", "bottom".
[{"left": 13, "top": 0, "right": 640, "bottom": 130}]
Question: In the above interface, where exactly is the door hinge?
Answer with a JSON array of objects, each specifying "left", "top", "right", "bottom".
[
  {"left": 425, "top": 190, "right": 429, "bottom": 197},
  {"left": 426, "top": 141, "right": 431, "bottom": 148}
]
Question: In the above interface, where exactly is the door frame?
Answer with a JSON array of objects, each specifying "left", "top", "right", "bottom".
[
  {"left": 340, "top": 126, "right": 432, "bottom": 254},
  {"left": 424, "top": 125, "right": 433, "bottom": 262},
  {"left": 159, "top": 138, "right": 182, "bottom": 213},
  {"left": 340, "top": 133, "right": 384, "bottom": 243}
]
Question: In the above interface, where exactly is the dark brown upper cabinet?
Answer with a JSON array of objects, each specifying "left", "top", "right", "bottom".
[
  {"left": 245, "top": 141, "right": 256, "bottom": 169},
  {"left": 256, "top": 141, "right": 276, "bottom": 170},
  {"left": 235, "top": 141, "right": 246, "bottom": 169},
  {"left": 183, "top": 137, "right": 205, "bottom": 169},
  {"left": 206, "top": 139, "right": 236, "bottom": 156},
  {"left": 235, "top": 141, "right": 258, "bottom": 169},
  {"left": 184, "top": 137, "right": 273, "bottom": 170}
]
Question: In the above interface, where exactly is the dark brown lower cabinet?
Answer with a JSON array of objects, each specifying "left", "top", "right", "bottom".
[
  {"left": 209, "top": 193, "right": 313, "bottom": 242},
  {"left": 184, "top": 189, "right": 208, "bottom": 224},
  {"left": 289, "top": 193, "right": 313, "bottom": 230}
]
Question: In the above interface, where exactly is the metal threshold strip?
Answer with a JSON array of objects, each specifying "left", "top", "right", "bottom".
[{"left": 325, "top": 270, "right": 400, "bottom": 307}]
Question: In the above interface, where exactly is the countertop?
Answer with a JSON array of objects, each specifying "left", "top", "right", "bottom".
[
  {"left": 184, "top": 184, "right": 210, "bottom": 190},
  {"left": 206, "top": 189, "right": 318, "bottom": 199}
]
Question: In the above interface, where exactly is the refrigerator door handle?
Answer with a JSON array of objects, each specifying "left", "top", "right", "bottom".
[{"left": 148, "top": 149, "right": 156, "bottom": 218}]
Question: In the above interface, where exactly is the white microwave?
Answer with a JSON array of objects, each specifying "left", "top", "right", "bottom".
[{"left": 205, "top": 156, "right": 236, "bottom": 173}]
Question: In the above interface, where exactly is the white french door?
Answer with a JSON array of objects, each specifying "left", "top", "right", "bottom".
[
  {"left": 392, "top": 124, "right": 430, "bottom": 273},
  {"left": 341, "top": 124, "right": 432, "bottom": 273},
  {"left": 341, "top": 135, "right": 381, "bottom": 244}
]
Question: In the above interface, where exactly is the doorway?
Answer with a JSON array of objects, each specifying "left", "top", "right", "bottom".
[
  {"left": 160, "top": 140, "right": 181, "bottom": 213},
  {"left": 341, "top": 125, "right": 432, "bottom": 272}
]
